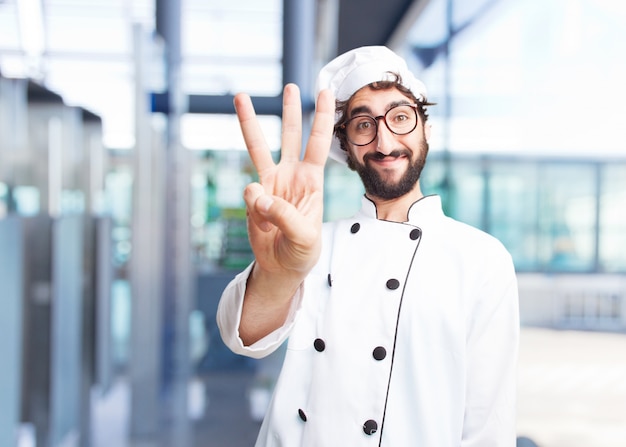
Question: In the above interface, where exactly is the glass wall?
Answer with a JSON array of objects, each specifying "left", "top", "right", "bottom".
[
  {"left": 485, "top": 160, "right": 538, "bottom": 270},
  {"left": 600, "top": 164, "right": 626, "bottom": 272},
  {"left": 424, "top": 155, "right": 624, "bottom": 273},
  {"left": 535, "top": 163, "right": 598, "bottom": 272}
]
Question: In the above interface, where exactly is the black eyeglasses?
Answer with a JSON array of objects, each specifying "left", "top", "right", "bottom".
[{"left": 341, "top": 103, "right": 419, "bottom": 146}]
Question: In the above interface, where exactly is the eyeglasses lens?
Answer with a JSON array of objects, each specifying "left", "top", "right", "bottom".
[{"left": 345, "top": 105, "right": 417, "bottom": 146}]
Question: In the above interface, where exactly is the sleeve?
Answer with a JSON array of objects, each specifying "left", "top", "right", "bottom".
[
  {"left": 216, "top": 262, "right": 304, "bottom": 359},
  {"left": 462, "top": 244, "right": 520, "bottom": 447}
]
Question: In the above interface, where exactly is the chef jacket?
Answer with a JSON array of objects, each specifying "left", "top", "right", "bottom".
[{"left": 217, "top": 195, "right": 519, "bottom": 446}]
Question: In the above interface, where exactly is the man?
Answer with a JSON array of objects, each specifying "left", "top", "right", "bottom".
[{"left": 217, "top": 46, "right": 519, "bottom": 446}]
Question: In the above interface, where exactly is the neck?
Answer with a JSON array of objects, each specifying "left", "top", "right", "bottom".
[{"left": 367, "top": 183, "right": 424, "bottom": 222}]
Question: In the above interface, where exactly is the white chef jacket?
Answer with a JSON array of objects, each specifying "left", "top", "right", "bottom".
[{"left": 217, "top": 195, "right": 519, "bottom": 447}]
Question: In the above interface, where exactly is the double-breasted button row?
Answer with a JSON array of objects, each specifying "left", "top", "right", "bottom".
[
  {"left": 298, "top": 409, "right": 379, "bottom": 437},
  {"left": 304, "top": 221, "right": 411, "bottom": 437},
  {"left": 327, "top": 274, "right": 400, "bottom": 290},
  {"left": 313, "top": 338, "right": 387, "bottom": 361},
  {"left": 349, "top": 221, "right": 421, "bottom": 241}
]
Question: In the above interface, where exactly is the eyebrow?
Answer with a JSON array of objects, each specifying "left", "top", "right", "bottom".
[{"left": 349, "top": 99, "right": 412, "bottom": 118}]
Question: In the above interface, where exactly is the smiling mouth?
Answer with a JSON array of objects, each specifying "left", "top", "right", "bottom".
[{"left": 365, "top": 150, "right": 410, "bottom": 165}]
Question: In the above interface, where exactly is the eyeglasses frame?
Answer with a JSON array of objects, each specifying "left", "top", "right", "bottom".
[{"left": 339, "top": 103, "right": 420, "bottom": 147}]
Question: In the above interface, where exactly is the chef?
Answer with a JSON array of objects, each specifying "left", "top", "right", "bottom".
[{"left": 217, "top": 46, "right": 519, "bottom": 446}]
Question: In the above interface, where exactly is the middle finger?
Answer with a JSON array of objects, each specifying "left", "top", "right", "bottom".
[{"left": 280, "top": 83, "right": 303, "bottom": 163}]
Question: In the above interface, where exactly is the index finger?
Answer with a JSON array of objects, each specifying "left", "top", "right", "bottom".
[
  {"left": 303, "top": 89, "right": 335, "bottom": 166},
  {"left": 234, "top": 93, "right": 275, "bottom": 174}
]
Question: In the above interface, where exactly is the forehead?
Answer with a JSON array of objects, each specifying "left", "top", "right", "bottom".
[{"left": 348, "top": 85, "right": 414, "bottom": 114}]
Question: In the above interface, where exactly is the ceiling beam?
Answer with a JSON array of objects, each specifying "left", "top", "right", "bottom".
[{"left": 336, "top": 0, "right": 427, "bottom": 54}]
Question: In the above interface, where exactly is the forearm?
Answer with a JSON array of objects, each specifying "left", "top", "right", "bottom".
[{"left": 239, "top": 262, "right": 305, "bottom": 346}]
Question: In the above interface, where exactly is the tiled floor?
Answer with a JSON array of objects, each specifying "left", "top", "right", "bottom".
[
  {"left": 92, "top": 370, "right": 260, "bottom": 447},
  {"left": 516, "top": 328, "right": 626, "bottom": 447},
  {"left": 194, "top": 371, "right": 261, "bottom": 447}
]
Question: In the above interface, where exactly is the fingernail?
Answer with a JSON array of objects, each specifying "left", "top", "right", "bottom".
[
  {"left": 257, "top": 195, "right": 274, "bottom": 213},
  {"left": 259, "top": 221, "right": 273, "bottom": 232}
]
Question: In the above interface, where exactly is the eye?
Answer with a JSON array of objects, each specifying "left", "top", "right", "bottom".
[
  {"left": 390, "top": 110, "right": 410, "bottom": 123},
  {"left": 351, "top": 117, "right": 375, "bottom": 133}
]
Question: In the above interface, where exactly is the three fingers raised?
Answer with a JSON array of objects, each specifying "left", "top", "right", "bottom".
[{"left": 234, "top": 85, "right": 336, "bottom": 172}]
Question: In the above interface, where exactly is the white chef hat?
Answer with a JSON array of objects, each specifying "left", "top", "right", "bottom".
[{"left": 315, "top": 46, "right": 430, "bottom": 165}]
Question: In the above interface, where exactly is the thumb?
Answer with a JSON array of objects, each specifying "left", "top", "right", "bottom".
[
  {"left": 244, "top": 182, "right": 274, "bottom": 232},
  {"left": 255, "top": 194, "right": 318, "bottom": 245}
]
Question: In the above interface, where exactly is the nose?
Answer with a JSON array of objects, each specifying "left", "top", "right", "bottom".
[{"left": 374, "top": 118, "right": 396, "bottom": 155}]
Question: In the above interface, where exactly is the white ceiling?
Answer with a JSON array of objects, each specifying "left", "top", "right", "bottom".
[{"left": 0, "top": 0, "right": 283, "bottom": 148}]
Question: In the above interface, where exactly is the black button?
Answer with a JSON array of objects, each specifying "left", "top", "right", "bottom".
[
  {"left": 363, "top": 419, "right": 378, "bottom": 435},
  {"left": 350, "top": 223, "right": 360, "bottom": 233},
  {"left": 298, "top": 408, "right": 307, "bottom": 421},
  {"left": 372, "top": 346, "right": 387, "bottom": 360},
  {"left": 410, "top": 228, "right": 421, "bottom": 240},
  {"left": 327, "top": 273, "right": 333, "bottom": 287},
  {"left": 386, "top": 278, "right": 400, "bottom": 290},
  {"left": 314, "top": 338, "right": 326, "bottom": 352}
]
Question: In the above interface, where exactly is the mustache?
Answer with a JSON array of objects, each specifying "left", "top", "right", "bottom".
[{"left": 363, "top": 149, "right": 412, "bottom": 162}]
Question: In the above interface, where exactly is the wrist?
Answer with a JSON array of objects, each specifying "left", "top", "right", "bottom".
[{"left": 247, "top": 262, "right": 305, "bottom": 304}]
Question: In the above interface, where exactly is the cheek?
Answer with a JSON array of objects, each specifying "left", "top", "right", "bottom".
[
  {"left": 405, "top": 130, "right": 427, "bottom": 149},
  {"left": 346, "top": 144, "right": 371, "bottom": 171},
  {"left": 348, "top": 145, "right": 366, "bottom": 162}
]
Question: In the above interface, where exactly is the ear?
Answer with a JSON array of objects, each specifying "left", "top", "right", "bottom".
[{"left": 424, "top": 123, "right": 432, "bottom": 141}]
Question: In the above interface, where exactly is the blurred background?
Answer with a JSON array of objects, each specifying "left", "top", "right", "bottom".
[{"left": 0, "top": 0, "right": 625, "bottom": 446}]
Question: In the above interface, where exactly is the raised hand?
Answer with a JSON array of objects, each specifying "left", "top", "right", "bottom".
[
  {"left": 236, "top": 83, "right": 335, "bottom": 279},
  {"left": 234, "top": 83, "right": 335, "bottom": 344}
]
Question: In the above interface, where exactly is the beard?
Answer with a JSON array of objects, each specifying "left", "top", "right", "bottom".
[{"left": 347, "top": 139, "right": 429, "bottom": 200}]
